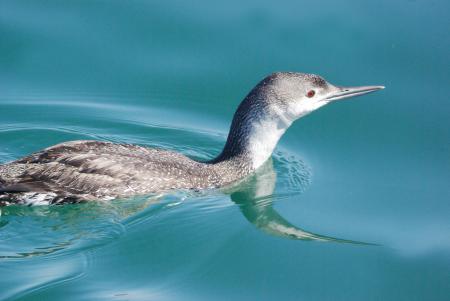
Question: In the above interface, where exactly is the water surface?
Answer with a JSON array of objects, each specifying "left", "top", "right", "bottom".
[{"left": 0, "top": 0, "right": 449, "bottom": 300}]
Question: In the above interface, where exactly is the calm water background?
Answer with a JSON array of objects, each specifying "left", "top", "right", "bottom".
[{"left": 0, "top": 0, "right": 449, "bottom": 300}]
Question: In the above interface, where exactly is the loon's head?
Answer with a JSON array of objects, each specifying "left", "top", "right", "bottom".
[
  {"left": 216, "top": 72, "right": 384, "bottom": 171},
  {"left": 255, "top": 72, "right": 385, "bottom": 123}
]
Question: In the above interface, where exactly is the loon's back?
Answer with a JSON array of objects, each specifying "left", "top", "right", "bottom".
[{"left": 0, "top": 140, "right": 222, "bottom": 205}]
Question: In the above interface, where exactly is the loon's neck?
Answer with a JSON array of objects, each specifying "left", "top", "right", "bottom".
[{"left": 210, "top": 93, "right": 293, "bottom": 174}]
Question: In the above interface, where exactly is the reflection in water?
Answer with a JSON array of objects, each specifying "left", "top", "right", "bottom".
[
  {"left": 0, "top": 195, "right": 161, "bottom": 259},
  {"left": 229, "top": 158, "right": 371, "bottom": 244},
  {"left": 0, "top": 195, "right": 169, "bottom": 300}
]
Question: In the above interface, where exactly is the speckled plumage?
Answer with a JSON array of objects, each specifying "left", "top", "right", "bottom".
[
  {"left": 0, "top": 140, "right": 250, "bottom": 205},
  {"left": 0, "top": 72, "right": 384, "bottom": 205}
]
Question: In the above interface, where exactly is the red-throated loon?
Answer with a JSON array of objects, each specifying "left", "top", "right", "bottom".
[{"left": 0, "top": 72, "right": 384, "bottom": 206}]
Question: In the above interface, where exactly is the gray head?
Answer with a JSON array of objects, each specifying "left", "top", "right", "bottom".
[
  {"left": 245, "top": 72, "right": 385, "bottom": 121},
  {"left": 214, "top": 72, "right": 384, "bottom": 170}
]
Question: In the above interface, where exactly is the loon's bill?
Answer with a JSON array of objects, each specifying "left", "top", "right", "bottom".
[{"left": 326, "top": 85, "right": 385, "bottom": 102}]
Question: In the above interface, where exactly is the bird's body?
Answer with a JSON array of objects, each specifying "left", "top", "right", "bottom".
[
  {"left": 0, "top": 72, "right": 384, "bottom": 206},
  {"left": 0, "top": 140, "right": 251, "bottom": 205}
]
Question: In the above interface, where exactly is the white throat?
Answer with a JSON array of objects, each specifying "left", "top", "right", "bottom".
[
  {"left": 247, "top": 112, "right": 293, "bottom": 170},
  {"left": 245, "top": 100, "right": 327, "bottom": 170}
]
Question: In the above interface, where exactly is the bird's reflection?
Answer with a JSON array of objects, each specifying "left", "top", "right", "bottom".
[
  {"left": 0, "top": 194, "right": 178, "bottom": 259},
  {"left": 228, "top": 159, "right": 368, "bottom": 244}
]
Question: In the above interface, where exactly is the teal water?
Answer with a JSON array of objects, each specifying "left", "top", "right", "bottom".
[{"left": 0, "top": 0, "right": 449, "bottom": 300}]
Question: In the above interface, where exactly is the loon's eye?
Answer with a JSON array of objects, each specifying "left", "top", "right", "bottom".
[{"left": 306, "top": 90, "right": 315, "bottom": 98}]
